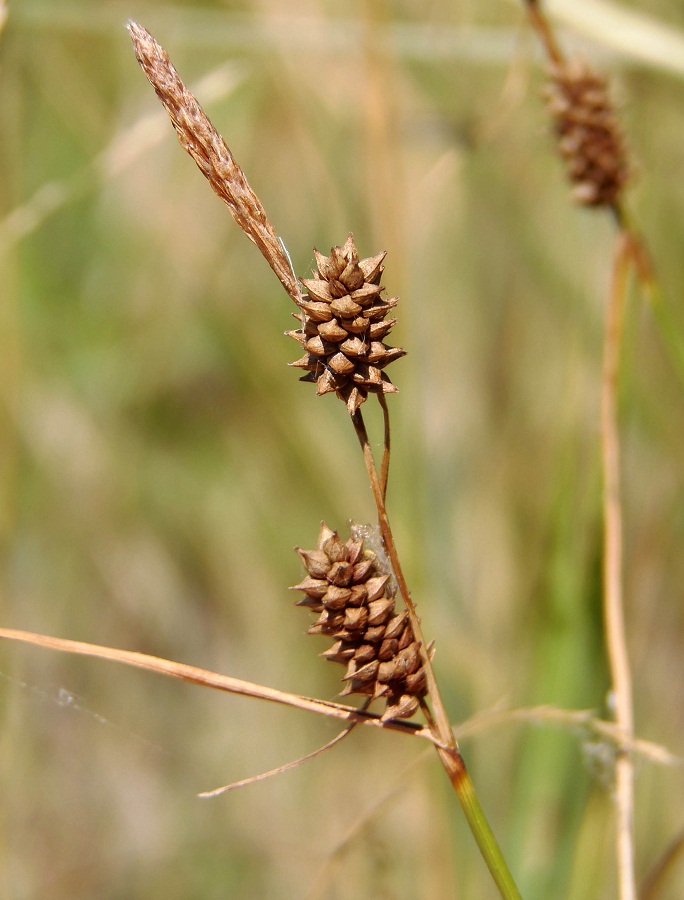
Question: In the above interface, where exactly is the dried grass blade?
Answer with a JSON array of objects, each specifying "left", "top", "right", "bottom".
[
  {"left": 0, "top": 627, "right": 435, "bottom": 741},
  {"left": 128, "top": 20, "right": 300, "bottom": 305}
]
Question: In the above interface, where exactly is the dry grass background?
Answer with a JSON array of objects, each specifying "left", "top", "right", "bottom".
[{"left": 1, "top": 1, "right": 684, "bottom": 897}]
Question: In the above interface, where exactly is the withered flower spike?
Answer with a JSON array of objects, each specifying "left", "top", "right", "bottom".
[
  {"left": 128, "top": 21, "right": 300, "bottom": 303},
  {"left": 290, "top": 523, "right": 428, "bottom": 720}
]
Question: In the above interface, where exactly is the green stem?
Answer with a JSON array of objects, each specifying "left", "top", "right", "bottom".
[{"left": 443, "top": 750, "right": 523, "bottom": 900}]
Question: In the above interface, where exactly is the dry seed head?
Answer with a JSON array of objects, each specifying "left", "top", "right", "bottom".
[
  {"left": 545, "top": 59, "right": 629, "bottom": 208},
  {"left": 288, "top": 234, "right": 405, "bottom": 415},
  {"left": 291, "top": 522, "right": 427, "bottom": 721}
]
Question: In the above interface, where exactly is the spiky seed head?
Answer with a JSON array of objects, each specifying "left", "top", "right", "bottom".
[
  {"left": 288, "top": 235, "right": 405, "bottom": 415},
  {"left": 291, "top": 522, "right": 427, "bottom": 721}
]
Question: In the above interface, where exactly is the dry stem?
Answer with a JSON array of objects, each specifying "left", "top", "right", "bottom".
[
  {"left": 602, "top": 232, "right": 636, "bottom": 900},
  {"left": 352, "top": 406, "right": 455, "bottom": 748},
  {"left": 378, "top": 392, "right": 391, "bottom": 503},
  {"left": 524, "top": 0, "right": 563, "bottom": 65}
]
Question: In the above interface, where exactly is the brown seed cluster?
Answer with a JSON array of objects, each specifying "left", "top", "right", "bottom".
[
  {"left": 287, "top": 235, "right": 405, "bottom": 415},
  {"left": 291, "top": 523, "right": 427, "bottom": 720},
  {"left": 545, "top": 59, "right": 628, "bottom": 208}
]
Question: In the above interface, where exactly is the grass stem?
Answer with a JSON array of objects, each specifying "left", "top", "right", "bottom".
[{"left": 602, "top": 231, "right": 636, "bottom": 900}]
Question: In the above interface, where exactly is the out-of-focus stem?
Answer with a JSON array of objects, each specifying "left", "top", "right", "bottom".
[
  {"left": 524, "top": 0, "right": 564, "bottom": 65},
  {"left": 602, "top": 231, "right": 636, "bottom": 900}
]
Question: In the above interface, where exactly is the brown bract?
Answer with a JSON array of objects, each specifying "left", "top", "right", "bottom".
[
  {"left": 291, "top": 522, "right": 427, "bottom": 721},
  {"left": 545, "top": 59, "right": 629, "bottom": 208},
  {"left": 287, "top": 234, "right": 405, "bottom": 414}
]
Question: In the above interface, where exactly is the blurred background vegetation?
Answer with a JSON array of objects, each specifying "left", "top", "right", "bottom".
[{"left": 1, "top": 0, "right": 684, "bottom": 897}]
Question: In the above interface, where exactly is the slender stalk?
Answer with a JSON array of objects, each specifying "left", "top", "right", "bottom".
[
  {"left": 199, "top": 698, "right": 373, "bottom": 797},
  {"left": 601, "top": 232, "right": 636, "bottom": 900},
  {"left": 523, "top": 0, "right": 564, "bottom": 65},
  {"left": 351, "top": 409, "right": 522, "bottom": 900},
  {"left": 378, "top": 392, "right": 391, "bottom": 503},
  {"left": 352, "top": 407, "right": 453, "bottom": 745}
]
